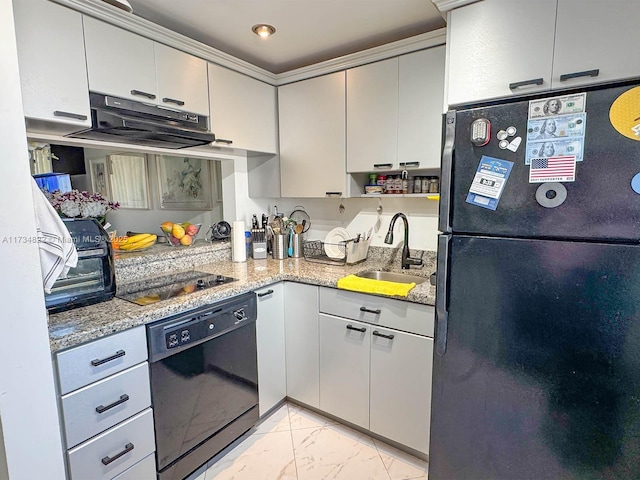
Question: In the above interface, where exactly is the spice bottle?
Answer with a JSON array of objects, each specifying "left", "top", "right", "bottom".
[
  {"left": 401, "top": 171, "right": 409, "bottom": 194},
  {"left": 421, "top": 177, "right": 430, "bottom": 194},
  {"left": 413, "top": 176, "right": 422, "bottom": 193}
]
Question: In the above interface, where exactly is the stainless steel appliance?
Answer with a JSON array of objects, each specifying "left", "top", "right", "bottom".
[
  {"left": 431, "top": 82, "right": 640, "bottom": 478},
  {"left": 147, "top": 292, "right": 259, "bottom": 480},
  {"left": 45, "top": 218, "right": 115, "bottom": 313},
  {"left": 67, "top": 93, "right": 215, "bottom": 149}
]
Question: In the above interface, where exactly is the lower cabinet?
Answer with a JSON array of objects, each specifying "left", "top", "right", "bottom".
[
  {"left": 256, "top": 283, "right": 286, "bottom": 415},
  {"left": 284, "top": 282, "right": 320, "bottom": 408}
]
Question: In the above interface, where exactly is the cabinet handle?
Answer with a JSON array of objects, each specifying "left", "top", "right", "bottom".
[
  {"left": 325, "top": 192, "right": 342, "bottom": 197},
  {"left": 359, "top": 306, "right": 381, "bottom": 315},
  {"left": 399, "top": 162, "right": 420, "bottom": 168},
  {"left": 101, "top": 443, "right": 134, "bottom": 465},
  {"left": 53, "top": 110, "right": 88, "bottom": 121},
  {"left": 90, "top": 349, "right": 125, "bottom": 367},
  {"left": 214, "top": 139, "right": 233, "bottom": 145},
  {"left": 346, "top": 325, "right": 367, "bottom": 333},
  {"left": 130, "top": 89, "right": 156, "bottom": 99},
  {"left": 508, "top": 78, "right": 544, "bottom": 90},
  {"left": 95, "top": 394, "right": 130, "bottom": 414},
  {"left": 372, "top": 330, "right": 394, "bottom": 340},
  {"left": 257, "top": 289, "right": 274, "bottom": 298},
  {"left": 559, "top": 69, "right": 600, "bottom": 82},
  {"left": 373, "top": 163, "right": 393, "bottom": 169},
  {"left": 162, "top": 97, "right": 185, "bottom": 106}
]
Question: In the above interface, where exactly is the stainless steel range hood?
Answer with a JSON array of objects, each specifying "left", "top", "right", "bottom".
[{"left": 66, "top": 93, "right": 215, "bottom": 149}]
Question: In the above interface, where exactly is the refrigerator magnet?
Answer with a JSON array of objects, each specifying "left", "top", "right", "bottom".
[
  {"left": 466, "top": 156, "right": 514, "bottom": 211},
  {"left": 610, "top": 86, "right": 640, "bottom": 141},
  {"left": 535, "top": 182, "right": 567, "bottom": 208}
]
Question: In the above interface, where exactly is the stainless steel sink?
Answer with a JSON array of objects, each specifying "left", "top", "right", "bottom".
[{"left": 355, "top": 270, "right": 428, "bottom": 285}]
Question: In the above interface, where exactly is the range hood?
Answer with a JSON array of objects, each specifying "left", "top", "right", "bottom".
[{"left": 66, "top": 93, "right": 215, "bottom": 149}]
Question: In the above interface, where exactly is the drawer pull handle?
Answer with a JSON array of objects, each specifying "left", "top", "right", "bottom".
[
  {"left": 101, "top": 442, "right": 134, "bottom": 465},
  {"left": 325, "top": 192, "right": 342, "bottom": 197},
  {"left": 162, "top": 97, "right": 185, "bottom": 106},
  {"left": 559, "top": 69, "right": 600, "bottom": 82},
  {"left": 214, "top": 138, "right": 233, "bottom": 145},
  {"left": 130, "top": 89, "right": 156, "bottom": 99},
  {"left": 346, "top": 324, "right": 366, "bottom": 333},
  {"left": 90, "top": 350, "right": 126, "bottom": 367},
  {"left": 373, "top": 330, "right": 395, "bottom": 340},
  {"left": 399, "top": 161, "right": 420, "bottom": 168},
  {"left": 508, "top": 78, "right": 544, "bottom": 90},
  {"left": 374, "top": 163, "right": 393, "bottom": 169},
  {"left": 53, "top": 110, "right": 88, "bottom": 121},
  {"left": 95, "top": 394, "right": 130, "bottom": 414},
  {"left": 359, "top": 307, "right": 381, "bottom": 315},
  {"left": 257, "top": 289, "right": 274, "bottom": 298}
]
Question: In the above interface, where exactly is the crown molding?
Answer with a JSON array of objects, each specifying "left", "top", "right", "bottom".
[
  {"left": 50, "top": 0, "right": 446, "bottom": 86},
  {"left": 276, "top": 29, "right": 447, "bottom": 86},
  {"left": 430, "top": 0, "right": 480, "bottom": 13}
]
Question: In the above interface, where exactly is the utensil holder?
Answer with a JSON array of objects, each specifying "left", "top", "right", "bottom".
[
  {"left": 292, "top": 233, "right": 304, "bottom": 258},
  {"left": 272, "top": 234, "right": 287, "bottom": 260}
]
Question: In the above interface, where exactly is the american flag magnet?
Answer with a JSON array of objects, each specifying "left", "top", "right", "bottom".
[{"left": 529, "top": 155, "right": 576, "bottom": 183}]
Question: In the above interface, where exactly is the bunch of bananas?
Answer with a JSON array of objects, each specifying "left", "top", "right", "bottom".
[{"left": 112, "top": 233, "right": 157, "bottom": 251}]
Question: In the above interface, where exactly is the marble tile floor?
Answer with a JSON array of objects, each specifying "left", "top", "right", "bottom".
[{"left": 190, "top": 402, "right": 428, "bottom": 480}]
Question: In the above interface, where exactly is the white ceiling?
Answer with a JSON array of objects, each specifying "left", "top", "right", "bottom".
[{"left": 124, "top": 0, "right": 446, "bottom": 74}]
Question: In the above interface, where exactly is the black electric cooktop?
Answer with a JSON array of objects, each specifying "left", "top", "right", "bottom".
[{"left": 116, "top": 271, "right": 237, "bottom": 306}]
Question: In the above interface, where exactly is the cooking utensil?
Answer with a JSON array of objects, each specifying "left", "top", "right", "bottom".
[
  {"left": 289, "top": 206, "right": 311, "bottom": 233},
  {"left": 295, "top": 223, "right": 303, "bottom": 234},
  {"left": 288, "top": 229, "right": 294, "bottom": 256}
]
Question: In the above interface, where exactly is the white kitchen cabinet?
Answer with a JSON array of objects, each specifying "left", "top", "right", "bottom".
[
  {"left": 319, "top": 314, "right": 370, "bottom": 429},
  {"left": 284, "top": 282, "right": 319, "bottom": 407},
  {"left": 370, "top": 326, "right": 433, "bottom": 454},
  {"left": 551, "top": 0, "right": 640, "bottom": 89},
  {"left": 208, "top": 63, "right": 278, "bottom": 153},
  {"left": 256, "top": 283, "right": 286, "bottom": 416},
  {"left": 278, "top": 72, "right": 346, "bottom": 198},
  {"left": 347, "top": 57, "right": 399, "bottom": 173},
  {"left": 446, "top": 0, "right": 556, "bottom": 106},
  {"left": 398, "top": 47, "right": 446, "bottom": 170},
  {"left": 83, "top": 17, "right": 209, "bottom": 115},
  {"left": 13, "top": 0, "right": 91, "bottom": 131}
]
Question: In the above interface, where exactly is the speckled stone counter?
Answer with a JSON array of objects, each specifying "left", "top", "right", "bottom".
[{"left": 48, "top": 243, "right": 436, "bottom": 352}]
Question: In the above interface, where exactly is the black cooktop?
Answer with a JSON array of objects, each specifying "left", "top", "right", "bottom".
[{"left": 116, "top": 271, "right": 237, "bottom": 306}]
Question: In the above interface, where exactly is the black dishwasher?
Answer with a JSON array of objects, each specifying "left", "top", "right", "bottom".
[{"left": 147, "top": 292, "right": 258, "bottom": 480}]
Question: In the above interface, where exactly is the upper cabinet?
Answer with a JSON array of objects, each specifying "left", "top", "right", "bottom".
[
  {"left": 278, "top": 72, "right": 346, "bottom": 198},
  {"left": 13, "top": 0, "right": 91, "bottom": 131},
  {"left": 447, "top": 0, "right": 640, "bottom": 106},
  {"left": 83, "top": 17, "right": 209, "bottom": 116},
  {"left": 208, "top": 63, "right": 277, "bottom": 153},
  {"left": 347, "top": 48, "right": 445, "bottom": 173}
]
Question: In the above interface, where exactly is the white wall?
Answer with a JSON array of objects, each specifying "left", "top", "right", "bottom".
[{"left": 0, "top": 1, "right": 66, "bottom": 477}]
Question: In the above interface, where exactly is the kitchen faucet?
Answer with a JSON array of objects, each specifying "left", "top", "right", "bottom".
[{"left": 384, "top": 213, "right": 423, "bottom": 270}]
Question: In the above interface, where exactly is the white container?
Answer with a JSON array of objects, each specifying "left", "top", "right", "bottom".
[{"left": 231, "top": 220, "right": 247, "bottom": 262}]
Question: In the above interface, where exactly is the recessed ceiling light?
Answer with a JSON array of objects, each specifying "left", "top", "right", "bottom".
[{"left": 252, "top": 24, "right": 276, "bottom": 39}]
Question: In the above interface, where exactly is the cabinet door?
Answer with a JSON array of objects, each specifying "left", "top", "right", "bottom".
[
  {"left": 155, "top": 43, "right": 209, "bottom": 115},
  {"left": 370, "top": 327, "right": 433, "bottom": 454},
  {"left": 552, "top": 0, "right": 639, "bottom": 89},
  {"left": 13, "top": 0, "right": 90, "bottom": 129},
  {"left": 446, "top": 0, "right": 556, "bottom": 106},
  {"left": 256, "top": 283, "right": 286, "bottom": 416},
  {"left": 279, "top": 72, "right": 346, "bottom": 197},
  {"left": 208, "top": 63, "right": 277, "bottom": 153},
  {"left": 398, "top": 47, "right": 445, "bottom": 170},
  {"left": 83, "top": 16, "right": 157, "bottom": 102},
  {"left": 347, "top": 57, "right": 398, "bottom": 173},
  {"left": 319, "top": 314, "right": 370, "bottom": 428},
  {"left": 284, "top": 282, "right": 319, "bottom": 408}
]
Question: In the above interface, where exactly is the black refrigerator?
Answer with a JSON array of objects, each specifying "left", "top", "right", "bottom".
[{"left": 430, "top": 82, "right": 640, "bottom": 479}]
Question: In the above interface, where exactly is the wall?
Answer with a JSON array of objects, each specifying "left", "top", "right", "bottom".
[{"left": 0, "top": 1, "right": 66, "bottom": 477}]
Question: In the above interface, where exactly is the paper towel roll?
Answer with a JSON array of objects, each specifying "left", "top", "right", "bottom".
[{"left": 232, "top": 220, "right": 246, "bottom": 262}]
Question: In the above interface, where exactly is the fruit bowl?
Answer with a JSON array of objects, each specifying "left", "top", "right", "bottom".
[{"left": 159, "top": 222, "right": 202, "bottom": 247}]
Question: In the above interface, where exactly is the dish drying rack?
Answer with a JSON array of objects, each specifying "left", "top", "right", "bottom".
[{"left": 303, "top": 236, "right": 371, "bottom": 266}]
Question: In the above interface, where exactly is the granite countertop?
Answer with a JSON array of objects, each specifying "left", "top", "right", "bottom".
[{"left": 48, "top": 242, "right": 436, "bottom": 352}]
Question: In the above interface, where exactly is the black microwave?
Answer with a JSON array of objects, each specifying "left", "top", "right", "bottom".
[{"left": 45, "top": 218, "right": 116, "bottom": 313}]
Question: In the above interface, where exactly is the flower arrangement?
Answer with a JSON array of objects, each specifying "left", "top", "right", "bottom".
[{"left": 45, "top": 189, "right": 119, "bottom": 221}]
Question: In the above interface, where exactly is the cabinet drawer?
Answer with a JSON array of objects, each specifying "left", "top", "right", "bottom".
[
  {"left": 61, "top": 362, "right": 151, "bottom": 448},
  {"left": 319, "top": 287, "right": 434, "bottom": 337},
  {"left": 56, "top": 326, "right": 147, "bottom": 395},
  {"left": 68, "top": 408, "right": 155, "bottom": 480},
  {"left": 112, "top": 453, "right": 155, "bottom": 480}
]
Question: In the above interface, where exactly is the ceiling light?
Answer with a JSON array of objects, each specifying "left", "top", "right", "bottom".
[
  {"left": 100, "top": 0, "right": 133, "bottom": 13},
  {"left": 252, "top": 24, "right": 276, "bottom": 39}
]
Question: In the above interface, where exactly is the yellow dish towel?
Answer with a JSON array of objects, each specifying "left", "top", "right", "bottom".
[{"left": 337, "top": 274, "right": 416, "bottom": 297}]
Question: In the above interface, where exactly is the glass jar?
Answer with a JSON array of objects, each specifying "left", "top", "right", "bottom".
[
  {"left": 429, "top": 176, "right": 440, "bottom": 193},
  {"left": 384, "top": 175, "right": 392, "bottom": 194},
  {"left": 421, "top": 177, "right": 430, "bottom": 194},
  {"left": 377, "top": 175, "right": 387, "bottom": 192},
  {"left": 413, "top": 176, "right": 422, "bottom": 193}
]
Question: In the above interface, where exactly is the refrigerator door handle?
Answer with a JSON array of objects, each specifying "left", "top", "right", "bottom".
[
  {"left": 435, "top": 234, "right": 450, "bottom": 355},
  {"left": 438, "top": 111, "right": 455, "bottom": 233}
]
